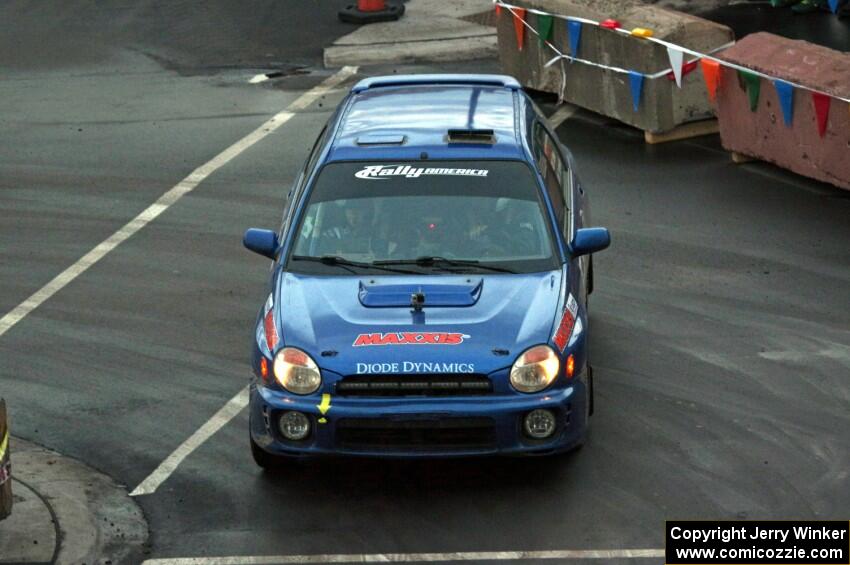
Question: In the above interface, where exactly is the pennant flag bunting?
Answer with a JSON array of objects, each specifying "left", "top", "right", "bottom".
[
  {"left": 513, "top": 8, "right": 527, "bottom": 51},
  {"left": 700, "top": 59, "right": 721, "bottom": 102},
  {"left": 666, "top": 47, "right": 684, "bottom": 88},
  {"left": 537, "top": 14, "right": 554, "bottom": 46},
  {"left": 629, "top": 71, "right": 644, "bottom": 111},
  {"left": 494, "top": 0, "right": 848, "bottom": 139},
  {"left": 567, "top": 20, "right": 582, "bottom": 58},
  {"left": 667, "top": 60, "right": 698, "bottom": 82},
  {"left": 739, "top": 70, "right": 761, "bottom": 111},
  {"left": 773, "top": 80, "right": 794, "bottom": 126},
  {"left": 812, "top": 92, "right": 831, "bottom": 137}
]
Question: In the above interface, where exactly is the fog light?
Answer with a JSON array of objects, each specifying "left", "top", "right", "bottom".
[
  {"left": 524, "top": 409, "right": 556, "bottom": 439},
  {"left": 278, "top": 411, "right": 310, "bottom": 441}
]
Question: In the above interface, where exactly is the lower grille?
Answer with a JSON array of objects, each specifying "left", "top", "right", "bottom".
[
  {"left": 336, "top": 417, "right": 496, "bottom": 450},
  {"left": 336, "top": 374, "right": 492, "bottom": 396}
]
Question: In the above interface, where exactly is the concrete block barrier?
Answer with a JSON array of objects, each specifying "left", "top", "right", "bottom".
[
  {"left": 0, "top": 399, "right": 11, "bottom": 520},
  {"left": 496, "top": 0, "right": 734, "bottom": 134},
  {"left": 716, "top": 33, "right": 850, "bottom": 191}
]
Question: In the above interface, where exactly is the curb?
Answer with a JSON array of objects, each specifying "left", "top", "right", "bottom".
[
  {"left": 325, "top": 35, "right": 497, "bottom": 67},
  {"left": 324, "top": 0, "right": 497, "bottom": 67},
  {"left": 0, "top": 476, "right": 57, "bottom": 564},
  {"left": 0, "top": 438, "right": 149, "bottom": 565}
]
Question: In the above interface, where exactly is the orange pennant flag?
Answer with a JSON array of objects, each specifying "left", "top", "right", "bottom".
[
  {"left": 513, "top": 8, "right": 527, "bottom": 51},
  {"left": 701, "top": 59, "right": 721, "bottom": 102}
]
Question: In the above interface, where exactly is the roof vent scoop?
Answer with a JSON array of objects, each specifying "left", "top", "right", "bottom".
[{"left": 446, "top": 129, "right": 496, "bottom": 145}]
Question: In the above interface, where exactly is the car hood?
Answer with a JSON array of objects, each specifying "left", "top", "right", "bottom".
[{"left": 276, "top": 270, "right": 562, "bottom": 376}]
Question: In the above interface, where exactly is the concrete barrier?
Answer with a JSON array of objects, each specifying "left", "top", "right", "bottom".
[
  {"left": 0, "top": 399, "right": 11, "bottom": 520},
  {"left": 716, "top": 33, "right": 850, "bottom": 191},
  {"left": 496, "top": 0, "right": 734, "bottom": 136}
]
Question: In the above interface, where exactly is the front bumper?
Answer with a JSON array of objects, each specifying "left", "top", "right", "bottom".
[{"left": 249, "top": 381, "right": 587, "bottom": 458}]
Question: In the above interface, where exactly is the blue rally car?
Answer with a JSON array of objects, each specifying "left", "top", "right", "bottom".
[{"left": 243, "top": 74, "right": 610, "bottom": 465}]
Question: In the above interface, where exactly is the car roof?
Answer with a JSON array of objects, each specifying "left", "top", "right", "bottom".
[{"left": 326, "top": 75, "right": 528, "bottom": 163}]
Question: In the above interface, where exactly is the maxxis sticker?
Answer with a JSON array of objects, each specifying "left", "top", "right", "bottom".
[{"left": 353, "top": 332, "right": 469, "bottom": 346}]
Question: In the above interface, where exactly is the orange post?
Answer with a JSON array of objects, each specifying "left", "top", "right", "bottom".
[
  {"left": 358, "top": 0, "right": 386, "bottom": 11},
  {"left": 339, "top": 0, "right": 404, "bottom": 24},
  {"left": 0, "top": 399, "right": 11, "bottom": 520}
]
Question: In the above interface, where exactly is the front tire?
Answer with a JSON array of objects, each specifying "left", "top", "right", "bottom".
[
  {"left": 250, "top": 435, "right": 285, "bottom": 470},
  {"left": 573, "top": 365, "right": 593, "bottom": 450}
]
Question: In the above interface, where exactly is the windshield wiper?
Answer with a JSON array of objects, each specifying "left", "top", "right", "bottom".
[
  {"left": 374, "top": 256, "right": 516, "bottom": 273},
  {"left": 290, "top": 255, "right": 418, "bottom": 274}
]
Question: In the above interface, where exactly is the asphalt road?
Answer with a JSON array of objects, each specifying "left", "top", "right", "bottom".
[{"left": 1, "top": 2, "right": 848, "bottom": 564}]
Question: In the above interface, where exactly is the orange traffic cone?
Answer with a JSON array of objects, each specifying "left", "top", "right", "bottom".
[{"left": 339, "top": 0, "right": 405, "bottom": 24}]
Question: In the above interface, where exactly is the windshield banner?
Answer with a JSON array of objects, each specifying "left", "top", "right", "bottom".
[{"left": 355, "top": 164, "right": 489, "bottom": 180}]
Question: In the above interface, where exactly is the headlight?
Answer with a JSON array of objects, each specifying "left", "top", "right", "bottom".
[
  {"left": 510, "top": 345, "right": 560, "bottom": 393},
  {"left": 273, "top": 347, "right": 322, "bottom": 394}
]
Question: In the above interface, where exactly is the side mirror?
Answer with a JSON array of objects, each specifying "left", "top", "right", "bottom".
[
  {"left": 571, "top": 227, "right": 610, "bottom": 258},
  {"left": 243, "top": 228, "right": 279, "bottom": 259}
]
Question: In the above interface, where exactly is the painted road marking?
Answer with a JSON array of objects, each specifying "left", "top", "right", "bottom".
[
  {"left": 547, "top": 103, "right": 579, "bottom": 129},
  {"left": 131, "top": 386, "right": 249, "bottom": 496},
  {"left": 126, "top": 67, "right": 360, "bottom": 496},
  {"left": 0, "top": 65, "right": 359, "bottom": 341},
  {"left": 249, "top": 74, "right": 270, "bottom": 84},
  {"left": 128, "top": 67, "right": 360, "bottom": 496},
  {"left": 142, "top": 548, "right": 665, "bottom": 564}
]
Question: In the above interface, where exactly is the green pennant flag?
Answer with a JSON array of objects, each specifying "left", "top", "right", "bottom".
[
  {"left": 537, "top": 14, "right": 554, "bottom": 46},
  {"left": 738, "top": 70, "right": 761, "bottom": 112}
]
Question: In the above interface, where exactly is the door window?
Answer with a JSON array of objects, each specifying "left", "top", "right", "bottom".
[{"left": 533, "top": 123, "right": 571, "bottom": 237}]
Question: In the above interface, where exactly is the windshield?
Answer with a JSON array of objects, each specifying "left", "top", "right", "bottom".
[{"left": 286, "top": 161, "right": 558, "bottom": 275}]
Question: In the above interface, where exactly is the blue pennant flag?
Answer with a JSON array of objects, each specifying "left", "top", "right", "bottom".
[
  {"left": 567, "top": 20, "right": 582, "bottom": 58},
  {"left": 774, "top": 80, "right": 794, "bottom": 126},
  {"left": 629, "top": 71, "right": 644, "bottom": 111},
  {"left": 828, "top": 0, "right": 840, "bottom": 13}
]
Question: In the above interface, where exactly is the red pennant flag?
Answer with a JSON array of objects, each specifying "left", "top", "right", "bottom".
[
  {"left": 495, "top": 4, "right": 501, "bottom": 16},
  {"left": 700, "top": 59, "right": 721, "bottom": 102},
  {"left": 812, "top": 92, "right": 831, "bottom": 137},
  {"left": 667, "top": 60, "right": 698, "bottom": 82},
  {"left": 513, "top": 8, "right": 527, "bottom": 51}
]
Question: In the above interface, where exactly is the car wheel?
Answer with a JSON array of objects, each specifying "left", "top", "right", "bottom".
[
  {"left": 250, "top": 435, "right": 285, "bottom": 470},
  {"left": 564, "top": 370, "right": 593, "bottom": 454}
]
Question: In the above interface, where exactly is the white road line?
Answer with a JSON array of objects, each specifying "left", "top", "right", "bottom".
[
  {"left": 142, "top": 548, "right": 665, "bottom": 564},
  {"left": 131, "top": 386, "right": 249, "bottom": 496},
  {"left": 127, "top": 67, "right": 359, "bottom": 497},
  {"left": 249, "top": 74, "right": 270, "bottom": 84},
  {"left": 0, "top": 65, "right": 359, "bottom": 340},
  {"left": 547, "top": 103, "right": 579, "bottom": 129}
]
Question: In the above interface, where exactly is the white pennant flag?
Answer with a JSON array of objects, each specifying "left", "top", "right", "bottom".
[{"left": 667, "top": 46, "right": 684, "bottom": 88}]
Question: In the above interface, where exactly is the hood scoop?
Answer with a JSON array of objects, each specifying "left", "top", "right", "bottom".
[{"left": 358, "top": 279, "right": 483, "bottom": 308}]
